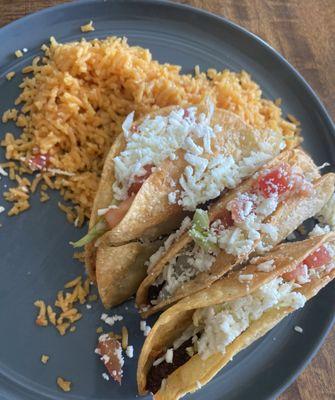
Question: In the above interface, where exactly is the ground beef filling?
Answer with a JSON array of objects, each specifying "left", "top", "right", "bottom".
[
  {"left": 147, "top": 282, "right": 165, "bottom": 305},
  {"left": 146, "top": 337, "right": 194, "bottom": 394}
]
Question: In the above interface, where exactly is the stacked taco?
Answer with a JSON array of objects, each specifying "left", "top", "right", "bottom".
[
  {"left": 136, "top": 148, "right": 335, "bottom": 317},
  {"left": 74, "top": 100, "right": 287, "bottom": 307},
  {"left": 137, "top": 232, "right": 335, "bottom": 399}
]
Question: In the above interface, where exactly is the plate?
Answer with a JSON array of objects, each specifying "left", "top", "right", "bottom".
[{"left": 0, "top": 1, "right": 334, "bottom": 399}]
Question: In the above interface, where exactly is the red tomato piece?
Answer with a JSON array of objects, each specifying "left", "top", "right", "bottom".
[
  {"left": 303, "top": 245, "right": 331, "bottom": 269},
  {"left": 282, "top": 262, "right": 307, "bottom": 282},
  {"left": 104, "top": 196, "right": 135, "bottom": 229},
  {"left": 257, "top": 164, "right": 291, "bottom": 198},
  {"left": 128, "top": 164, "right": 154, "bottom": 196},
  {"left": 183, "top": 109, "right": 190, "bottom": 118},
  {"left": 283, "top": 245, "right": 331, "bottom": 282},
  {"left": 97, "top": 336, "right": 123, "bottom": 384},
  {"left": 28, "top": 152, "right": 50, "bottom": 171}
]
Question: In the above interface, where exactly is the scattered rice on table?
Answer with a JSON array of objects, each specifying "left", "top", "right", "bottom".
[
  {"left": 57, "top": 377, "right": 72, "bottom": 392},
  {"left": 14, "top": 50, "right": 23, "bottom": 58},
  {"left": 81, "top": 21, "right": 95, "bottom": 32},
  {"left": 1, "top": 36, "right": 300, "bottom": 224},
  {"left": 41, "top": 354, "right": 49, "bottom": 364},
  {"left": 6, "top": 72, "right": 15, "bottom": 81},
  {"left": 33, "top": 275, "right": 91, "bottom": 335}
]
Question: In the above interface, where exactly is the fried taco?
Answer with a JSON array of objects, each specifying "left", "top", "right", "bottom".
[
  {"left": 137, "top": 233, "right": 335, "bottom": 399},
  {"left": 136, "top": 148, "right": 335, "bottom": 317},
  {"left": 75, "top": 101, "right": 286, "bottom": 283}
]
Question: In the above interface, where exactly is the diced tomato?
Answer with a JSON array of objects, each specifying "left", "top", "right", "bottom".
[
  {"left": 283, "top": 245, "right": 331, "bottom": 282},
  {"left": 283, "top": 262, "right": 307, "bottom": 282},
  {"left": 28, "top": 152, "right": 50, "bottom": 171},
  {"left": 211, "top": 209, "right": 234, "bottom": 229},
  {"left": 97, "top": 336, "right": 123, "bottom": 384},
  {"left": 128, "top": 164, "right": 154, "bottom": 196},
  {"left": 257, "top": 164, "right": 292, "bottom": 198},
  {"left": 229, "top": 195, "right": 255, "bottom": 224},
  {"left": 302, "top": 245, "right": 331, "bottom": 269},
  {"left": 104, "top": 195, "right": 135, "bottom": 229}
]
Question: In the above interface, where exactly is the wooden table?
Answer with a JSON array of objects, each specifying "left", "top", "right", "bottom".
[{"left": 0, "top": 1, "right": 334, "bottom": 399}]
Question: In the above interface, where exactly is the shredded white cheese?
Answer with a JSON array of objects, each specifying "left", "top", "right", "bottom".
[
  {"left": 101, "top": 313, "right": 123, "bottom": 326},
  {"left": 114, "top": 345, "right": 125, "bottom": 368},
  {"left": 294, "top": 325, "right": 303, "bottom": 334},
  {"left": 0, "top": 166, "right": 8, "bottom": 176},
  {"left": 140, "top": 320, "right": 151, "bottom": 336},
  {"left": 193, "top": 277, "right": 306, "bottom": 359},
  {"left": 102, "top": 372, "right": 110, "bottom": 381},
  {"left": 238, "top": 274, "right": 254, "bottom": 283},
  {"left": 256, "top": 259, "right": 276, "bottom": 272},
  {"left": 165, "top": 348, "right": 173, "bottom": 363},
  {"left": 153, "top": 244, "right": 217, "bottom": 301},
  {"left": 215, "top": 191, "right": 279, "bottom": 257},
  {"left": 126, "top": 345, "right": 134, "bottom": 358},
  {"left": 309, "top": 224, "right": 331, "bottom": 237},
  {"left": 112, "top": 102, "right": 284, "bottom": 210}
]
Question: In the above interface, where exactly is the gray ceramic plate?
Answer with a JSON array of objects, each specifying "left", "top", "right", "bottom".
[{"left": 0, "top": 1, "right": 334, "bottom": 399}]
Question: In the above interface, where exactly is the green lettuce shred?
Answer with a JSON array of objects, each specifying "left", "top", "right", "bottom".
[
  {"left": 70, "top": 218, "right": 108, "bottom": 248},
  {"left": 189, "top": 209, "right": 219, "bottom": 252}
]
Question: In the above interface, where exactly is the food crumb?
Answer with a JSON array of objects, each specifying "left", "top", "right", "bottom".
[
  {"left": 126, "top": 345, "right": 134, "bottom": 358},
  {"left": 34, "top": 300, "right": 48, "bottom": 327},
  {"left": 121, "top": 326, "right": 128, "bottom": 350},
  {"left": 56, "top": 322, "right": 70, "bottom": 336},
  {"left": 6, "top": 72, "right": 15, "bottom": 80},
  {"left": 15, "top": 50, "right": 23, "bottom": 58},
  {"left": 238, "top": 274, "right": 254, "bottom": 283},
  {"left": 101, "top": 313, "right": 123, "bottom": 326},
  {"left": 41, "top": 354, "right": 49, "bottom": 364},
  {"left": 80, "top": 21, "right": 95, "bottom": 32},
  {"left": 0, "top": 206, "right": 5, "bottom": 214},
  {"left": 88, "top": 294, "right": 98, "bottom": 302},
  {"left": 294, "top": 325, "right": 303, "bottom": 334},
  {"left": 70, "top": 325, "right": 76, "bottom": 333},
  {"left": 140, "top": 320, "right": 151, "bottom": 336},
  {"left": 57, "top": 377, "right": 71, "bottom": 392},
  {"left": 96, "top": 326, "right": 103, "bottom": 334},
  {"left": 102, "top": 372, "right": 110, "bottom": 381},
  {"left": 86, "top": 304, "right": 92, "bottom": 309},
  {"left": 22, "top": 48, "right": 28, "bottom": 53}
]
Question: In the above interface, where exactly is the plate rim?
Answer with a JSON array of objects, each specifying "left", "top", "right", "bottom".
[{"left": 0, "top": 1, "right": 334, "bottom": 399}]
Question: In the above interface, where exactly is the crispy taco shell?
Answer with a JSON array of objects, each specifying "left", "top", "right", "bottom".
[
  {"left": 86, "top": 105, "right": 285, "bottom": 279},
  {"left": 96, "top": 240, "right": 162, "bottom": 308},
  {"left": 137, "top": 233, "right": 335, "bottom": 399},
  {"left": 136, "top": 149, "right": 335, "bottom": 317}
]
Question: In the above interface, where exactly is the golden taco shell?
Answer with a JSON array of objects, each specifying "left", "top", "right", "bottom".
[
  {"left": 96, "top": 240, "right": 162, "bottom": 308},
  {"left": 137, "top": 233, "right": 335, "bottom": 399},
  {"left": 86, "top": 104, "right": 285, "bottom": 280},
  {"left": 136, "top": 149, "right": 335, "bottom": 317}
]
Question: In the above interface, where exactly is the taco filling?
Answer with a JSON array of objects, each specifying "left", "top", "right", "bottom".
[
  {"left": 146, "top": 241, "right": 335, "bottom": 394},
  {"left": 147, "top": 162, "right": 313, "bottom": 305},
  {"left": 74, "top": 103, "right": 285, "bottom": 247}
]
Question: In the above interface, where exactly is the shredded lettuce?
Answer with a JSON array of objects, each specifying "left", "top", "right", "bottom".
[
  {"left": 189, "top": 209, "right": 218, "bottom": 252},
  {"left": 70, "top": 218, "right": 108, "bottom": 248}
]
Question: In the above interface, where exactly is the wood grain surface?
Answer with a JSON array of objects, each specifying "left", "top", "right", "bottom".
[{"left": 0, "top": 1, "right": 334, "bottom": 399}]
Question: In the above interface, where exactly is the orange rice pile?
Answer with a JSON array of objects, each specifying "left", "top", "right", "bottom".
[{"left": 1, "top": 36, "right": 299, "bottom": 225}]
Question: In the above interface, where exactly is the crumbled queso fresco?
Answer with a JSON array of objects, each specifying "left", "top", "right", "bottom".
[
  {"left": 112, "top": 102, "right": 284, "bottom": 210},
  {"left": 189, "top": 277, "right": 306, "bottom": 360}
]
